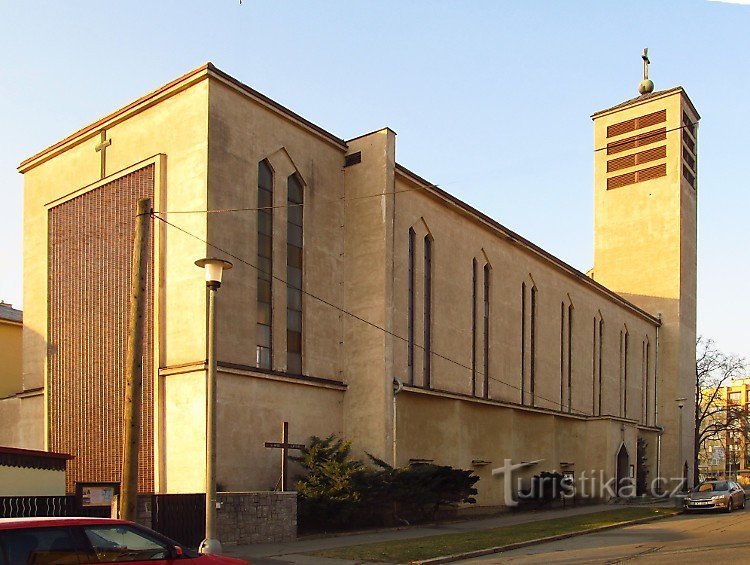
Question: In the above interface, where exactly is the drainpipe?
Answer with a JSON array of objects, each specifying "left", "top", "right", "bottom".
[{"left": 655, "top": 314, "right": 661, "bottom": 484}]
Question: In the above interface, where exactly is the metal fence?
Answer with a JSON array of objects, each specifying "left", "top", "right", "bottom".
[
  {"left": 152, "top": 493, "right": 205, "bottom": 549},
  {"left": 0, "top": 496, "right": 76, "bottom": 518},
  {"left": 0, "top": 493, "right": 205, "bottom": 549}
]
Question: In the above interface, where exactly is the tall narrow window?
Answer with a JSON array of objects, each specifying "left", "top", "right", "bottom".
[
  {"left": 592, "top": 318, "right": 597, "bottom": 415},
  {"left": 423, "top": 236, "right": 432, "bottom": 388},
  {"left": 645, "top": 340, "right": 650, "bottom": 425},
  {"left": 598, "top": 318, "right": 604, "bottom": 415},
  {"left": 560, "top": 303, "right": 565, "bottom": 409},
  {"left": 642, "top": 339, "right": 648, "bottom": 425},
  {"left": 619, "top": 330, "right": 623, "bottom": 417},
  {"left": 471, "top": 258, "right": 477, "bottom": 396},
  {"left": 483, "top": 264, "right": 490, "bottom": 399},
  {"left": 530, "top": 286, "right": 537, "bottom": 406},
  {"left": 567, "top": 304, "right": 573, "bottom": 413},
  {"left": 624, "top": 330, "right": 629, "bottom": 418},
  {"left": 256, "top": 160, "right": 273, "bottom": 369},
  {"left": 521, "top": 283, "right": 526, "bottom": 405},
  {"left": 408, "top": 229, "right": 416, "bottom": 385},
  {"left": 287, "top": 174, "right": 304, "bottom": 374}
]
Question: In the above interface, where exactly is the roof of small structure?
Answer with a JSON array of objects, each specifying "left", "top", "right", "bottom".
[
  {"left": 0, "top": 302, "right": 22, "bottom": 323},
  {"left": 0, "top": 446, "right": 72, "bottom": 471}
]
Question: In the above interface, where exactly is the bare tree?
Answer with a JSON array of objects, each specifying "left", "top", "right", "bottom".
[{"left": 694, "top": 337, "right": 747, "bottom": 484}]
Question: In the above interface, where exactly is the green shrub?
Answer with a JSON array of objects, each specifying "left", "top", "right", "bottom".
[{"left": 293, "top": 435, "right": 479, "bottom": 533}]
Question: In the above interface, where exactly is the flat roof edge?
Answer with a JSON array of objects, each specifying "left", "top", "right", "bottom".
[{"left": 591, "top": 86, "right": 700, "bottom": 121}]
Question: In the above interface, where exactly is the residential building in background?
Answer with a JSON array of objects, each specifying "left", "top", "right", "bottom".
[
  {"left": 699, "top": 378, "right": 750, "bottom": 484},
  {"left": 8, "top": 63, "right": 698, "bottom": 505},
  {"left": 0, "top": 301, "right": 38, "bottom": 448}
]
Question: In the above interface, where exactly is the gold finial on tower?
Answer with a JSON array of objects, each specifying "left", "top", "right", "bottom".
[{"left": 638, "top": 48, "right": 654, "bottom": 95}]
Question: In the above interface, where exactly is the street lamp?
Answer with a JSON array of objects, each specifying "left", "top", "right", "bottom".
[
  {"left": 195, "top": 258, "right": 233, "bottom": 554},
  {"left": 676, "top": 397, "right": 687, "bottom": 492}
]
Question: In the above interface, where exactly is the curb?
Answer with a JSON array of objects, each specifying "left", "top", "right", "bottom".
[{"left": 411, "top": 511, "right": 682, "bottom": 564}]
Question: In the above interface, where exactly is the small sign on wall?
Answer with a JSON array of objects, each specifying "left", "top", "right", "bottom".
[{"left": 76, "top": 482, "right": 119, "bottom": 509}]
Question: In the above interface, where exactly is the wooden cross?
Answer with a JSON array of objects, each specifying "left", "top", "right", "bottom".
[
  {"left": 95, "top": 130, "right": 112, "bottom": 179},
  {"left": 264, "top": 421, "right": 305, "bottom": 491},
  {"left": 642, "top": 48, "right": 650, "bottom": 81}
]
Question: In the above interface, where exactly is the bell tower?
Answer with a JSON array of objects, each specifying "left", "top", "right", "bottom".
[{"left": 591, "top": 51, "right": 699, "bottom": 487}]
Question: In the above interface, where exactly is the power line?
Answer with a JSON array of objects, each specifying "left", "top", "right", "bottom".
[
  {"left": 151, "top": 211, "right": 592, "bottom": 417},
  {"left": 153, "top": 122, "right": 695, "bottom": 216},
  {"left": 152, "top": 184, "right": 441, "bottom": 215}
]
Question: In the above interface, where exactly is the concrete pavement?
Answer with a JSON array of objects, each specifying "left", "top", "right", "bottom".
[{"left": 222, "top": 501, "right": 667, "bottom": 564}]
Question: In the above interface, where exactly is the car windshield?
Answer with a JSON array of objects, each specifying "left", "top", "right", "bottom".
[{"left": 693, "top": 481, "right": 728, "bottom": 493}]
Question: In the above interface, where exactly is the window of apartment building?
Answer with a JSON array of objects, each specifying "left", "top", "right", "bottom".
[
  {"left": 287, "top": 173, "right": 304, "bottom": 374},
  {"left": 256, "top": 160, "right": 273, "bottom": 369},
  {"left": 729, "top": 391, "right": 741, "bottom": 405}
]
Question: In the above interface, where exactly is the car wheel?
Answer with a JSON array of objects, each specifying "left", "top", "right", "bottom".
[{"left": 727, "top": 499, "right": 734, "bottom": 513}]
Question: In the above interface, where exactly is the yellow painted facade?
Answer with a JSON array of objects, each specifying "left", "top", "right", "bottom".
[
  {"left": 11, "top": 64, "right": 697, "bottom": 505},
  {"left": 0, "top": 303, "right": 22, "bottom": 399},
  {"left": 592, "top": 88, "right": 699, "bottom": 484}
]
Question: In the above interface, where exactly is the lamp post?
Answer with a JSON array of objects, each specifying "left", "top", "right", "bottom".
[
  {"left": 676, "top": 397, "right": 687, "bottom": 491},
  {"left": 195, "top": 258, "right": 233, "bottom": 555}
]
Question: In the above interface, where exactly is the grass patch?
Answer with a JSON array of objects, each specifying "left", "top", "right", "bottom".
[{"left": 308, "top": 507, "right": 678, "bottom": 563}]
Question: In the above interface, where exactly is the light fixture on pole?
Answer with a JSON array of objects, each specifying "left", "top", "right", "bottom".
[
  {"left": 195, "top": 258, "right": 233, "bottom": 555},
  {"left": 676, "top": 397, "right": 687, "bottom": 492}
]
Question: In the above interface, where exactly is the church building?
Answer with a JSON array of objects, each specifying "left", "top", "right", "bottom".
[{"left": 11, "top": 61, "right": 698, "bottom": 506}]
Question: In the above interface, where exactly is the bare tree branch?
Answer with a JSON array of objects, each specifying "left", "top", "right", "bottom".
[{"left": 694, "top": 336, "right": 748, "bottom": 483}]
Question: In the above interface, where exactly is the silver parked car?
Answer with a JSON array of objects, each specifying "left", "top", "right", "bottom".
[{"left": 684, "top": 480, "right": 746, "bottom": 512}]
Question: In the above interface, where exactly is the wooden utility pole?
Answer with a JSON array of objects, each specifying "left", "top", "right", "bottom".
[{"left": 120, "top": 197, "right": 152, "bottom": 521}]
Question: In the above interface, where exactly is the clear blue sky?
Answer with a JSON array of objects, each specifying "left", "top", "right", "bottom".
[{"left": 1, "top": 0, "right": 748, "bottom": 362}]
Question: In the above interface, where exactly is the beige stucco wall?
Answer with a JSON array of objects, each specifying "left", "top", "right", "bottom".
[
  {"left": 396, "top": 392, "right": 654, "bottom": 506},
  {"left": 205, "top": 77, "right": 346, "bottom": 378},
  {"left": 593, "top": 90, "right": 697, "bottom": 485},
  {"left": 391, "top": 170, "right": 658, "bottom": 422},
  {"left": 0, "top": 465, "right": 66, "bottom": 496}
]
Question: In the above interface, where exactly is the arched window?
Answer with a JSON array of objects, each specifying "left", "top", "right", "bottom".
[
  {"left": 287, "top": 174, "right": 304, "bottom": 374},
  {"left": 256, "top": 160, "right": 273, "bottom": 369}
]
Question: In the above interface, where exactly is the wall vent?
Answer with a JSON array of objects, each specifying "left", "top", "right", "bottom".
[{"left": 344, "top": 152, "right": 362, "bottom": 167}]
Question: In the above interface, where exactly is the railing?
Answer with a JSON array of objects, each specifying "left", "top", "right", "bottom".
[{"left": 0, "top": 495, "right": 75, "bottom": 518}]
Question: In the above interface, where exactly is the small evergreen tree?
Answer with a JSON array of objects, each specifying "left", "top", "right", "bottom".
[{"left": 293, "top": 436, "right": 479, "bottom": 532}]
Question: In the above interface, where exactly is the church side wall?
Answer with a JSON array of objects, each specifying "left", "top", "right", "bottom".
[{"left": 392, "top": 173, "right": 658, "bottom": 421}]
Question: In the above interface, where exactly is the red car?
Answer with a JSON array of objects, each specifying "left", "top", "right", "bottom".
[{"left": 0, "top": 517, "right": 249, "bottom": 564}]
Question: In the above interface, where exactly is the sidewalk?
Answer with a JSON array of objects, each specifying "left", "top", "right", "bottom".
[{"left": 223, "top": 501, "right": 668, "bottom": 564}]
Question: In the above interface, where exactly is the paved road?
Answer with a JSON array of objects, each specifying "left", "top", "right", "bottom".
[{"left": 460, "top": 506, "right": 750, "bottom": 564}]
